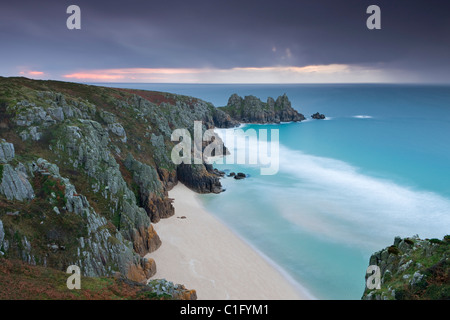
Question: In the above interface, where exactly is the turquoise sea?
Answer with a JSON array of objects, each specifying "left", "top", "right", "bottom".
[{"left": 98, "top": 83, "right": 450, "bottom": 299}]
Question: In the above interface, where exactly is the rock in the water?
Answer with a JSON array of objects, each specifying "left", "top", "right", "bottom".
[
  {"left": 311, "top": 112, "right": 326, "bottom": 120},
  {"left": 234, "top": 172, "right": 246, "bottom": 180},
  {"left": 220, "top": 93, "right": 305, "bottom": 123}
]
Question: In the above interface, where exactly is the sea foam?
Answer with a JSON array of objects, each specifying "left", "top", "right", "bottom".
[
  {"left": 274, "top": 145, "right": 450, "bottom": 250},
  {"left": 353, "top": 115, "right": 373, "bottom": 119}
]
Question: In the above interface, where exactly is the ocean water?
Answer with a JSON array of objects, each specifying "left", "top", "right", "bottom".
[{"left": 98, "top": 83, "right": 450, "bottom": 299}]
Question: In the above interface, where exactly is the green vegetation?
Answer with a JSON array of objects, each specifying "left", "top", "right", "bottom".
[{"left": 0, "top": 259, "right": 166, "bottom": 300}]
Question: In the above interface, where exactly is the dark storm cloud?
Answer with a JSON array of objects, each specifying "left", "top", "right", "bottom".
[{"left": 1, "top": 0, "right": 449, "bottom": 81}]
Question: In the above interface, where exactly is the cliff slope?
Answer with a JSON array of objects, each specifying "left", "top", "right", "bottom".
[{"left": 0, "top": 76, "right": 237, "bottom": 296}]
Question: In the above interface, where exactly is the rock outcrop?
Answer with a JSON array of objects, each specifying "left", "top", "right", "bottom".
[
  {"left": 2, "top": 156, "right": 157, "bottom": 282},
  {"left": 219, "top": 93, "right": 305, "bottom": 123},
  {"left": 362, "top": 235, "right": 449, "bottom": 300},
  {"left": 177, "top": 163, "right": 223, "bottom": 194},
  {"left": 0, "top": 141, "right": 35, "bottom": 201},
  {"left": 124, "top": 154, "right": 175, "bottom": 223}
]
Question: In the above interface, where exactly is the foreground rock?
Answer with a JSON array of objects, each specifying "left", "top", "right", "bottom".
[
  {"left": 220, "top": 93, "right": 305, "bottom": 123},
  {"left": 362, "top": 235, "right": 450, "bottom": 300},
  {"left": 147, "top": 279, "right": 197, "bottom": 300}
]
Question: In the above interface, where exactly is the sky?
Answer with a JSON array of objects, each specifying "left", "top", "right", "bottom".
[{"left": 1, "top": 0, "right": 450, "bottom": 83}]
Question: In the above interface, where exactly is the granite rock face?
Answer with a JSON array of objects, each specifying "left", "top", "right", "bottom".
[
  {"left": 39, "top": 158, "right": 157, "bottom": 281},
  {"left": 0, "top": 163, "right": 35, "bottom": 201},
  {"left": 124, "top": 154, "right": 174, "bottom": 223},
  {"left": 55, "top": 119, "right": 161, "bottom": 257},
  {"left": 0, "top": 140, "right": 35, "bottom": 202},
  {"left": 0, "top": 139, "right": 34, "bottom": 201},
  {"left": 0, "top": 139, "right": 15, "bottom": 163},
  {"left": 219, "top": 93, "right": 305, "bottom": 123},
  {"left": 0, "top": 155, "right": 157, "bottom": 281}
]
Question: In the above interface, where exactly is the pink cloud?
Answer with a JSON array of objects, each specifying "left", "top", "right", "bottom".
[
  {"left": 63, "top": 73, "right": 125, "bottom": 80},
  {"left": 59, "top": 65, "right": 393, "bottom": 83},
  {"left": 29, "top": 71, "right": 44, "bottom": 75},
  {"left": 20, "top": 70, "right": 45, "bottom": 76},
  {"left": 62, "top": 68, "right": 206, "bottom": 81}
]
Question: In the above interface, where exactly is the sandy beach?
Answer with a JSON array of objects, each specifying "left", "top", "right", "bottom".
[{"left": 145, "top": 183, "right": 311, "bottom": 300}]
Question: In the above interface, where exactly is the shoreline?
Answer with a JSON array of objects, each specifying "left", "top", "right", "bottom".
[{"left": 145, "top": 183, "right": 313, "bottom": 300}]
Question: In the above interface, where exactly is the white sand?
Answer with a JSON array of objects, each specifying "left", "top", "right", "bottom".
[{"left": 145, "top": 183, "right": 311, "bottom": 300}]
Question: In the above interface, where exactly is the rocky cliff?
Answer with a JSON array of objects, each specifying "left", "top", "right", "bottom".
[
  {"left": 0, "top": 76, "right": 240, "bottom": 297},
  {"left": 219, "top": 93, "right": 305, "bottom": 123},
  {"left": 362, "top": 235, "right": 449, "bottom": 300}
]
